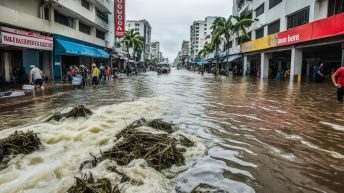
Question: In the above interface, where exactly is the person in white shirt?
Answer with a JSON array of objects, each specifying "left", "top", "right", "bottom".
[{"left": 29, "top": 65, "right": 43, "bottom": 88}]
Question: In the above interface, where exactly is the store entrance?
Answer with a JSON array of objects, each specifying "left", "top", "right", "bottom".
[
  {"left": 269, "top": 51, "right": 291, "bottom": 80},
  {"left": 303, "top": 43, "right": 342, "bottom": 82},
  {"left": 61, "top": 55, "right": 79, "bottom": 80}
]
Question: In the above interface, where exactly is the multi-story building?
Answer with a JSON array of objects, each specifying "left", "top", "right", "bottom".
[
  {"left": 150, "top": 41, "right": 160, "bottom": 60},
  {"left": 181, "top": 41, "right": 190, "bottom": 57},
  {"left": 232, "top": 0, "right": 344, "bottom": 82},
  {"left": 0, "top": 0, "right": 114, "bottom": 81},
  {"left": 126, "top": 19, "right": 152, "bottom": 61},
  {"left": 190, "top": 16, "right": 217, "bottom": 56}
]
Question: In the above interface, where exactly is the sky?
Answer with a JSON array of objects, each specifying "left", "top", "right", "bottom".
[{"left": 126, "top": 0, "right": 233, "bottom": 61}]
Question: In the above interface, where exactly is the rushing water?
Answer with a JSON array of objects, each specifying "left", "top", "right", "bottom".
[{"left": 0, "top": 70, "right": 343, "bottom": 193}]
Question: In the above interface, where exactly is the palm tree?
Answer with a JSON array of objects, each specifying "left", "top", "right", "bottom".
[
  {"left": 211, "top": 16, "right": 234, "bottom": 73},
  {"left": 231, "top": 10, "right": 257, "bottom": 43},
  {"left": 123, "top": 29, "right": 144, "bottom": 74},
  {"left": 198, "top": 42, "right": 215, "bottom": 75}
]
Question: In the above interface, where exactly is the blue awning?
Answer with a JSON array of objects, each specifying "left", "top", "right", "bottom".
[
  {"left": 222, "top": 54, "right": 242, "bottom": 62},
  {"left": 55, "top": 39, "right": 109, "bottom": 58}
]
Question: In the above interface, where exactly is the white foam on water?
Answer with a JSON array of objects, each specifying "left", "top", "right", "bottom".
[
  {"left": 320, "top": 121, "right": 344, "bottom": 132},
  {"left": 0, "top": 96, "right": 199, "bottom": 193}
]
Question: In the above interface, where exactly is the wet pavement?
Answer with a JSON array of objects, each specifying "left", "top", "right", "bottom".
[{"left": 0, "top": 70, "right": 343, "bottom": 193}]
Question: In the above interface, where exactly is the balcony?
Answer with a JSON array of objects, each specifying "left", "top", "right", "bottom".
[
  {"left": 237, "top": 0, "right": 252, "bottom": 15},
  {"left": 95, "top": 0, "right": 111, "bottom": 13}
]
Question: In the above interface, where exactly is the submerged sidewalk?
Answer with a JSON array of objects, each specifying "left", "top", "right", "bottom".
[{"left": 0, "top": 81, "right": 74, "bottom": 109}]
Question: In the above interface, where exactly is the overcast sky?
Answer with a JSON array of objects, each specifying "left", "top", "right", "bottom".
[{"left": 126, "top": 0, "right": 233, "bottom": 61}]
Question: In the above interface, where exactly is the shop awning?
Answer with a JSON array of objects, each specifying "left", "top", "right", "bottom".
[
  {"left": 222, "top": 54, "right": 242, "bottom": 62},
  {"left": 55, "top": 39, "right": 109, "bottom": 58}
]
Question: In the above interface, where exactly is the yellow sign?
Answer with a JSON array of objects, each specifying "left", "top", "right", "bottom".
[{"left": 240, "top": 34, "right": 278, "bottom": 53}]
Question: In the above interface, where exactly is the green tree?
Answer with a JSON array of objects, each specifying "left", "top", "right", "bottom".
[
  {"left": 123, "top": 29, "right": 144, "bottom": 72},
  {"left": 231, "top": 10, "right": 257, "bottom": 43}
]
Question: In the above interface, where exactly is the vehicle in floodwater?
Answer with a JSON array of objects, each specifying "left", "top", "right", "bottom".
[{"left": 157, "top": 63, "right": 171, "bottom": 74}]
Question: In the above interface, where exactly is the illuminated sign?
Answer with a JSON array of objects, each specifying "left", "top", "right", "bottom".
[{"left": 115, "top": 0, "right": 125, "bottom": 38}]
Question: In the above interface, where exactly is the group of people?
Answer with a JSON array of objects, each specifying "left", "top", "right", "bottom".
[{"left": 64, "top": 64, "right": 118, "bottom": 87}]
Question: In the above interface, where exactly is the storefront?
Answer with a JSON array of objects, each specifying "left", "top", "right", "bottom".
[
  {"left": 0, "top": 26, "right": 53, "bottom": 85},
  {"left": 241, "top": 12, "right": 344, "bottom": 82},
  {"left": 53, "top": 35, "right": 110, "bottom": 80}
]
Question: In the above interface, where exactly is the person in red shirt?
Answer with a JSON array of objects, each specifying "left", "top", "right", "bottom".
[{"left": 332, "top": 66, "right": 344, "bottom": 101}]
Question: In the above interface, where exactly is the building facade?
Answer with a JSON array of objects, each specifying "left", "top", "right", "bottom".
[
  {"left": 0, "top": 0, "right": 114, "bottom": 81},
  {"left": 126, "top": 20, "right": 152, "bottom": 62},
  {"left": 233, "top": 0, "right": 344, "bottom": 81},
  {"left": 150, "top": 41, "right": 160, "bottom": 60},
  {"left": 190, "top": 16, "right": 217, "bottom": 56}
]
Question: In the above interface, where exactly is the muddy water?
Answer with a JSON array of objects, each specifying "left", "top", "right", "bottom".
[{"left": 0, "top": 70, "right": 343, "bottom": 193}]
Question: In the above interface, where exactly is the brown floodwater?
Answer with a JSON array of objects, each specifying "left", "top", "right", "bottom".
[{"left": 0, "top": 70, "right": 343, "bottom": 193}]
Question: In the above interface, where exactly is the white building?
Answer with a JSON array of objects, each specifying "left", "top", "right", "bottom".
[
  {"left": 0, "top": 0, "right": 114, "bottom": 81},
  {"left": 232, "top": 0, "right": 344, "bottom": 81},
  {"left": 126, "top": 20, "right": 152, "bottom": 61},
  {"left": 150, "top": 41, "right": 160, "bottom": 60},
  {"left": 190, "top": 16, "right": 218, "bottom": 56}
]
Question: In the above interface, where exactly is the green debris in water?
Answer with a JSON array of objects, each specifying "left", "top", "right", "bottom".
[
  {"left": 124, "top": 118, "right": 175, "bottom": 134},
  {"left": 46, "top": 105, "right": 93, "bottom": 122},
  {"left": 80, "top": 119, "right": 193, "bottom": 171},
  {"left": 0, "top": 130, "right": 41, "bottom": 170},
  {"left": 190, "top": 183, "right": 227, "bottom": 193},
  {"left": 67, "top": 173, "right": 123, "bottom": 193}
]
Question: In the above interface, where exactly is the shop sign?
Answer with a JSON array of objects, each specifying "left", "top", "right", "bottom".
[
  {"left": 276, "top": 24, "right": 313, "bottom": 46},
  {"left": 227, "top": 45, "right": 241, "bottom": 55},
  {"left": 115, "top": 0, "right": 125, "bottom": 38},
  {"left": 0, "top": 27, "right": 53, "bottom": 50},
  {"left": 241, "top": 34, "right": 277, "bottom": 53}
]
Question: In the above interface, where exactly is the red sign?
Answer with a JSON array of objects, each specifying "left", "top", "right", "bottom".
[
  {"left": 277, "top": 23, "right": 313, "bottom": 46},
  {"left": 276, "top": 12, "right": 344, "bottom": 47},
  {"left": 0, "top": 27, "right": 53, "bottom": 50},
  {"left": 115, "top": 0, "right": 125, "bottom": 38}
]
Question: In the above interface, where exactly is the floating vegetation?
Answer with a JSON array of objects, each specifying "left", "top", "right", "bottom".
[
  {"left": 0, "top": 130, "right": 41, "bottom": 170},
  {"left": 46, "top": 105, "right": 93, "bottom": 122},
  {"left": 80, "top": 119, "right": 190, "bottom": 171},
  {"left": 67, "top": 173, "right": 122, "bottom": 193},
  {"left": 191, "top": 183, "right": 226, "bottom": 193},
  {"left": 124, "top": 118, "right": 175, "bottom": 134}
]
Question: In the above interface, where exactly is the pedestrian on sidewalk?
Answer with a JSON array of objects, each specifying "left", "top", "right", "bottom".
[
  {"left": 91, "top": 63, "right": 100, "bottom": 85},
  {"left": 29, "top": 65, "right": 43, "bottom": 89},
  {"left": 332, "top": 66, "right": 344, "bottom": 102}
]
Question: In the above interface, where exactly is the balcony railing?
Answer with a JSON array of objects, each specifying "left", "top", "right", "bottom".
[
  {"left": 95, "top": 0, "right": 111, "bottom": 13},
  {"left": 237, "top": 0, "right": 252, "bottom": 13}
]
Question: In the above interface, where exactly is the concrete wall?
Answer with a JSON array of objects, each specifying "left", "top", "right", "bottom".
[{"left": 0, "top": 0, "right": 40, "bottom": 18}]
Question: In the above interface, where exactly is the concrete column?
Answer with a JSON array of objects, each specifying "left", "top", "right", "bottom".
[
  {"left": 290, "top": 47, "right": 303, "bottom": 82},
  {"left": 260, "top": 52, "right": 270, "bottom": 79},
  {"left": 243, "top": 55, "right": 250, "bottom": 76},
  {"left": 306, "top": 61, "right": 311, "bottom": 80},
  {"left": 4, "top": 52, "right": 10, "bottom": 81}
]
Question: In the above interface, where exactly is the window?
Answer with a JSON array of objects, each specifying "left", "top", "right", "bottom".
[
  {"left": 328, "top": 0, "right": 344, "bottom": 16},
  {"left": 96, "top": 9, "right": 108, "bottom": 23},
  {"left": 287, "top": 7, "right": 310, "bottom": 29},
  {"left": 236, "top": 37, "right": 241, "bottom": 45},
  {"left": 135, "top": 23, "right": 140, "bottom": 27},
  {"left": 44, "top": 5, "right": 50, "bottom": 20},
  {"left": 79, "top": 22, "right": 91, "bottom": 35},
  {"left": 255, "top": 27, "right": 264, "bottom": 39},
  {"left": 54, "top": 10, "right": 74, "bottom": 28},
  {"left": 96, "top": 29, "right": 105, "bottom": 40},
  {"left": 268, "top": 19, "right": 280, "bottom": 34},
  {"left": 269, "top": 0, "right": 282, "bottom": 9},
  {"left": 255, "top": 3, "right": 264, "bottom": 17},
  {"left": 81, "top": 0, "right": 90, "bottom": 10},
  {"left": 128, "top": 24, "right": 131, "bottom": 27},
  {"left": 135, "top": 28, "right": 139, "bottom": 31}
]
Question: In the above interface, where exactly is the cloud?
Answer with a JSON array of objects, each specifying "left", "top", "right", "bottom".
[{"left": 126, "top": 0, "right": 233, "bottom": 61}]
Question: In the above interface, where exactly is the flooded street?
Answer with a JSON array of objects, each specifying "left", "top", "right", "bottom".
[{"left": 0, "top": 70, "right": 343, "bottom": 193}]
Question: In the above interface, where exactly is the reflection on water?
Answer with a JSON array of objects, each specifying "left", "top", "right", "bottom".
[{"left": 0, "top": 70, "right": 343, "bottom": 193}]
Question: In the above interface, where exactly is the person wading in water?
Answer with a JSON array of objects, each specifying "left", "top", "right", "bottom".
[{"left": 332, "top": 66, "right": 344, "bottom": 102}]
